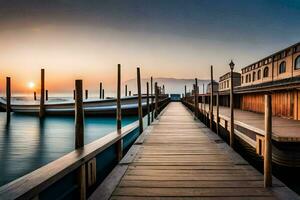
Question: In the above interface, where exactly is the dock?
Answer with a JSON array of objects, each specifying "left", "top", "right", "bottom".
[{"left": 90, "top": 102, "right": 298, "bottom": 200}]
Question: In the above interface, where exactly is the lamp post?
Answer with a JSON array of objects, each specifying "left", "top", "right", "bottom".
[{"left": 229, "top": 60, "right": 235, "bottom": 147}]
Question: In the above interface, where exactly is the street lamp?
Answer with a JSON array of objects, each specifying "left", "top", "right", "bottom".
[{"left": 229, "top": 60, "right": 235, "bottom": 71}]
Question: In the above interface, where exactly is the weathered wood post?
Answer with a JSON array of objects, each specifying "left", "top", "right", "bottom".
[
  {"left": 194, "top": 79, "right": 198, "bottom": 119},
  {"left": 116, "top": 64, "right": 123, "bottom": 161},
  {"left": 216, "top": 91, "right": 220, "bottom": 135},
  {"left": 102, "top": 89, "right": 105, "bottom": 99},
  {"left": 100, "top": 82, "right": 102, "bottom": 99},
  {"left": 73, "top": 90, "right": 75, "bottom": 100},
  {"left": 125, "top": 84, "right": 128, "bottom": 97},
  {"left": 229, "top": 60, "right": 235, "bottom": 147},
  {"left": 184, "top": 85, "right": 187, "bottom": 102},
  {"left": 210, "top": 65, "right": 214, "bottom": 129},
  {"left": 75, "top": 79, "right": 86, "bottom": 200},
  {"left": 39, "top": 68, "right": 45, "bottom": 118},
  {"left": 6, "top": 77, "right": 11, "bottom": 121},
  {"left": 34, "top": 91, "right": 37, "bottom": 101},
  {"left": 163, "top": 85, "right": 165, "bottom": 94},
  {"left": 129, "top": 91, "right": 131, "bottom": 96},
  {"left": 151, "top": 77, "right": 154, "bottom": 122},
  {"left": 154, "top": 82, "right": 158, "bottom": 118},
  {"left": 85, "top": 90, "right": 88, "bottom": 99},
  {"left": 202, "top": 84, "right": 205, "bottom": 121},
  {"left": 137, "top": 67, "right": 143, "bottom": 134},
  {"left": 264, "top": 94, "right": 272, "bottom": 187},
  {"left": 147, "top": 82, "right": 150, "bottom": 126},
  {"left": 46, "top": 90, "right": 48, "bottom": 101}
]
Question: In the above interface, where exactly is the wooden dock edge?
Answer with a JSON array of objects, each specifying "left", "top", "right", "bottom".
[
  {"left": 182, "top": 102, "right": 300, "bottom": 200},
  {"left": 88, "top": 103, "right": 170, "bottom": 200}
]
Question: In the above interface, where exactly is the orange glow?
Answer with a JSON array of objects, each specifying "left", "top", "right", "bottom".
[{"left": 27, "top": 82, "right": 35, "bottom": 89}]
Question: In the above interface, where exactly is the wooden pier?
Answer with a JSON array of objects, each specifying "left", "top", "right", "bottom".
[{"left": 90, "top": 102, "right": 298, "bottom": 200}]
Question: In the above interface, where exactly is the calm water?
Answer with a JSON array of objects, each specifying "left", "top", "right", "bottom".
[{"left": 0, "top": 112, "right": 137, "bottom": 186}]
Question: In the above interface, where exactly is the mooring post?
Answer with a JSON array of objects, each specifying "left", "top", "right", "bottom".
[
  {"left": 102, "top": 89, "right": 105, "bottom": 99},
  {"left": 73, "top": 90, "right": 75, "bottom": 100},
  {"left": 202, "top": 84, "right": 205, "bottom": 120},
  {"left": 116, "top": 64, "right": 123, "bottom": 161},
  {"left": 154, "top": 82, "right": 158, "bottom": 118},
  {"left": 162, "top": 85, "right": 165, "bottom": 94},
  {"left": 129, "top": 91, "right": 131, "bottom": 96},
  {"left": 264, "top": 94, "right": 272, "bottom": 187},
  {"left": 147, "top": 82, "right": 150, "bottom": 126},
  {"left": 210, "top": 65, "right": 214, "bottom": 129},
  {"left": 125, "top": 84, "right": 128, "bottom": 97},
  {"left": 6, "top": 77, "right": 11, "bottom": 121},
  {"left": 229, "top": 60, "right": 235, "bottom": 148},
  {"left": 75, "top": 80, "right": 86, "bottom": 200},
  {"left": 216, "top": 91, "right": 220, "bottom": 135},
  {"left": 39, "top": 68, "right": 45, "bottom": 118},
  {"left": 137, "top": 67, "right": 143, "bottom": 134},
  {"left": 100, "top": 82, "right": 102, "bottom": 99},
  {"left": 151, "top": 77, "right": 154, "bottom": 122},
  {"left": 85, "top": 90, "right": 88, "bottom": 99},
  {"left": 194, "top": 79, "right": 198, "bottom": 119},
  {"left": 46, "top": 90, "right": 48, "bottom": 101},
  {"left": 34, "top": 91, "right": 37, "bottom": 101}
]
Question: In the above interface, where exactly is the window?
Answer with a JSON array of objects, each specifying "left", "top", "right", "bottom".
[
  {"left": 263, "top": 67, "right": 269, "bottom": 78},
  {"left": 245, "top": 75, "right": 248, "bottom": 83},
  {"left": 295, "top": 56, "right": 300, "bottom": 70},
  {"left": 257, "top": 70, "right": 261, "bottom": 80},
  {"left": 279, "top": 61, "right": 286, "bottom": 74},
  {"left": 249, "top": 74, "right": 251, "bottom": 82},
  {"left": 227, "top": 80, "right": 229, "bottom": 88},
  {"left": 253, "top": 71, "right": 256, "bottom": 81},
  {"left": 241, "top": 76, "right": 244, "bottom": 84}
]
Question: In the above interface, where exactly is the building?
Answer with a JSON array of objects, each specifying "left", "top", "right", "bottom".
[
  {"left": 236, "top": 42, "right": 300, "bottom": 120},
  {"left": 219, "top": 72, "right": 241, "bottom": 92},
  {"left": 206, "top": 81, "right": 219, "bottom": 94}
]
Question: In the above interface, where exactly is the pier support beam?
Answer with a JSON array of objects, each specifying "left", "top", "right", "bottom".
[
  {"left": 6, "top": 77, "right": 11, "bottom": 121},
  {"left": 75, "top": 79, "right": 86, "bottom": 200},
  {"left": 194, "top": 79, "right": 198, "bottom": 119},
  {"left": 229, "top": 61, "right": 235, "bottom": 148},
  {"left": 155, "top": 82, "right": 158, "bottom": 118},
  {"left": 147, "top": 82, "right": 150, "bottom": 126},
  {"left": 39, "top": 68, "right": 45, "bottom": 118},
  {"left": 100, "top": 82, "right": 102, "bottom": 99},
  {"left": 216, "top": 91, "right": 220, "bottom": 135},
  {"left": 116, "top": 64, "right": 123, "bottom": 161},
  {"left": 210, "top": 65, "right": 213, "bottom": 129},
  {"left": 151, "top": 77, "right": 154, "bottom": 122},
  {"left": 137, "top": 67, "right": 143, "bottom": 134},
  {"left": 264, "top": 94, "right": 272, "bottom": 188}
]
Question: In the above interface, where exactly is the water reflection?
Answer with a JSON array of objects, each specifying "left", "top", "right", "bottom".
[{"left": 0, "top": 113, "right": 137, "bottom": 186}]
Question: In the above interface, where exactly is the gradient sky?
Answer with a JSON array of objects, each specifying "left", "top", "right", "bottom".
[{"left": 0, "top": 0, "right": 300, "bottom": 95}]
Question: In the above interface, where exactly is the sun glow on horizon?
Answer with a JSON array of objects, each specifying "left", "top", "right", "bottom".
[{"left": 27, "top": 81, "right": 35, "bottom": 89}]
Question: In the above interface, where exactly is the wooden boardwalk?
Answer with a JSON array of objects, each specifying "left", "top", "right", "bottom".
[{"left": 90, "top": 102, "right": 299, "bottom": 200}]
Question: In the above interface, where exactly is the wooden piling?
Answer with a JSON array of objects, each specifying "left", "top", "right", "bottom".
[
  {"left": 129, "top": 91, "right": 131, "bottom": 96},
  {"left": 230, "top": 67, "right": 235, "bottom": 147},
  {"left": 6, "top": 77, "right": 11, "bottom": 121},
  {"left": 100, "top": 82, "right": 102, "bottom": 99},
  {"left": 73, "top": 90, "right": 75, "bottom": 100},
  {"left": 184, "top": 85, "right": 187, "bottom": 100},
  {"left": 102, "top": 89, "right": 105, "bottom": 99},
  {"left": 264, "top": 94, "right": 272, "bottom": 187},
  {"left": 75, "top": 80, "right": 84, "bottom": 149},
  {"left": 210, "top": 65, "right": 214, "bottom": 129},
  {"left": 46, "top": 90, "right": 48, "bottom": 101},
  {"left": 147, "top": 82, "right": 150, "bottom": 126},
  {"left": 75, "top": 80, "right": 86, "bottom": 200},
  {"left": 202, "top": 84, "right": 205, "bottom": 119},
  {"left": 34, "top": 91, "right": 37, "bottom": 101},
  {"left": 137, "top": 67, "right": 143, "bottom": 134},
  {"left": 163, "top": 85, "right": 165, "bottom": 94},
  {"left": 151, "top": 77, "right": 154, "bottom": 122},
  {"left": 116, "top": 64, "right": 123, "bottom": 161},
  {"left": 194, "top": 79, "right": 198, "bottom": 119},
  {"left": 154, "top": 82, "right": 158, "bottom": 118},
  {"left": 85, "top": 90, "right": 88, "bottom": 99},
  {"left": 39, "top": 68, "right": 45, "bottom": 118},
  {"left": 216, "top": 91, "right": 220, "bottom": 135},
  {"left": 125, "top": 85, "right": 128, "bottom": 97}
]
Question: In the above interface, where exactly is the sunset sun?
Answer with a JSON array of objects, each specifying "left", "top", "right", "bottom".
[{"left": 27, "top": 81, "right": 35, "bottom": 89}]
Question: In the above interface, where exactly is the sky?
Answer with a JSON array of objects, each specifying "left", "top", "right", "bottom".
[{"left": 0, "top": 0, "right": 300, "bottom": 95}]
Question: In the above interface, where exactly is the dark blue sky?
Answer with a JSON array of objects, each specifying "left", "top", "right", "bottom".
[{"left": 0, "top": 0, "right": 300, "bottom": 93}]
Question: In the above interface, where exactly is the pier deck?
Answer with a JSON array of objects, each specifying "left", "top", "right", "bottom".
[
  {"left": 200, "top": 103, "right": 300, "bottom": 142},
  {"left": 90, "top": 102, "right": 298, "bottom": 200}
]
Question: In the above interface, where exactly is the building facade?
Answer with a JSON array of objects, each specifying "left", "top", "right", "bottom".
[{"left": 219, "top": 72, "right": 241, "bottom": 92}]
